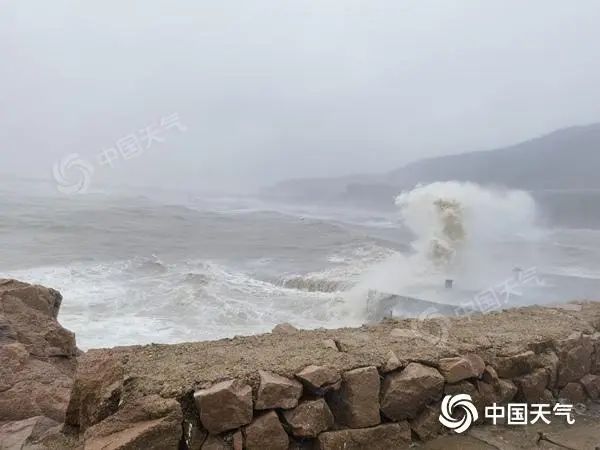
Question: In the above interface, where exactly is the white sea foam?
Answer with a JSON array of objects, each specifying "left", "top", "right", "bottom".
[{"left": 4, "top": 187, "right": 600, "bottom": 348}]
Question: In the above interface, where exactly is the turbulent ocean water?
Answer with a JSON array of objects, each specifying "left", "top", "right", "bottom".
[{"left": 3, "top": 179, "right": 600, "bottom": 349}]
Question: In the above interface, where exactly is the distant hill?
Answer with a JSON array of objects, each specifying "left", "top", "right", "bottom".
[
  {"left": 264, "top": 123, "right": 600, "bottom": 208},
  {"left": 386, "top": 123, "right": 600, "bottom": 190}
]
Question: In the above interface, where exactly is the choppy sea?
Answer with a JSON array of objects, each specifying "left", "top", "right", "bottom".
[{"left": 3, "top": 179, "right": 600, "bottom": 349}]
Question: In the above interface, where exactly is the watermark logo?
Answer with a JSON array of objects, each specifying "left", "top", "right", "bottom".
[
  {"left": 52, "top": 153, "right": 95, "bottom": 194},
  {"left": 52, "top": 113, "right": 186, "bottom": 194},
  {"left": 439, "top": 394, "right": 479, "bottom": 433},
  {"left": 410, "top": 306, "right": 451, "bottom": 346},
  {"left": 485, "top": 402, "right": 575, "bottom": 425}
]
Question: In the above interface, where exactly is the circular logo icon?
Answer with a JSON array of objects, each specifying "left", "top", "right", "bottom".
[
  {"left": 410, "top": 306, "right": 451, "bottom": 346},
  {"left": 53, "top": 153, "right": 94, "bottom": 194},
  {"left": 439, "top": 394, "right": 479, "bottom": 433}
]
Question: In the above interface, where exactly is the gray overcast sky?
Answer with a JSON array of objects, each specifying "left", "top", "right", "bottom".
[{"left": 2, "top": 0, "right": 600, "bottom": 191}]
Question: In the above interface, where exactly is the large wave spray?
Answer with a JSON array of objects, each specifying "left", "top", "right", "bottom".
[{"left": 342, "top": 181, "right": 542, "bottom": 320}]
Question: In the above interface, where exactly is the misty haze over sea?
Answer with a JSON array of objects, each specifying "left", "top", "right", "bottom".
[
  {"left": 4, "top": 1, "right": 600, "bottom": 349},
  {"left": 4, "top": 125, "right": 600, "bottom": 349}
]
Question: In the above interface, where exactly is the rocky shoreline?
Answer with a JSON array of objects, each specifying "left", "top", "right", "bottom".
[{"left": 1, "top": 279, "right": 600, "bottom": 449}]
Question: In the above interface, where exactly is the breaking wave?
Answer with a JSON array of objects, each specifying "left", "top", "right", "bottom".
[
  {"left": 341, "top": 181, "right": 543, "bottom": 320},
  {"left": 278, "top": 275, "right": 350, "bottom": 293}
]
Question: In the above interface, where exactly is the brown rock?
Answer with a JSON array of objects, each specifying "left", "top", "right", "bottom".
[
  {"left": 476, "top": 379, "right": 518, "bottom": 408},
  {"left": 555, "top": 332, "right": 594, "bottom": 387},
  {"left": 244, "top": 411, "right": 288, "bottom": 450},
  {"left": 0, "top": 280, "right": 77, "bottom": 423},
  {"left": 382, "top": 351, "right": 403, "bottom": 373},
  {"left": 0, "top": 280, "right": 62, "bottom": 319},
  {"left": 0, "top": 342, "right": 29, "bottom": 391},
  {"left": 65, "top": 350, "right": 124, "bottom": 430},
  {"left": 496, "top": 379, "right": 518, "bottom": 404},
  {"left": 514, "top": 368, "right": 548, "bottom": 403},
  {"left": 475, "top": 381, "right": 496, "bottom": 410},
  {"left": 475, "top": 378, "right": 517, "bottom": 410},
  {"left": 83, "top": 394, "right": 183, "bottom": 450},
  {"left": 410, "top": 403, "right": 442, "bottom": 441},
  {"left": 580, "top": 374, "right": 600, "bottom": 400},
  {"left": 256, "top": 370, "right": 303, "bottom": 410},
  {"left": 0, "top": 281, "right": 77, "bottom": 358},
  {"left": 194, "top": 380, "right": 253, "bottom": 434},
  {"left": 481, "top": 366, "right": 499, "bottom": 385},
  {"left": 232, "top": 430, "right": 243, "bottom": 450},
  {"left": 327, "top": 366, "right": 380, "bottom": 428},
  {"left": 438, "top": 354, "right": 485, "bottom": 383},
  {"left": 318, "top": 423, "right": 411, "bottom": 450},
  {"left": 558, "top": 382, "right": 587, "bottom": 404},
  {"left": 381, "top": 363, "right": 445, "bottom": 420},
  {"left": 591, "top": 332, "right": 600, "bottom": 374},
  {"left": 538, "top": 350, "right": 559, "bottom": 389},
  {"left": 201, "top": 435, "right": 228, "bottom": 450},
  {"left": 295, "top": 366, "right": 341, "bottom": 394},
  {"left": 492, "top": 351, "right": 538, "bottom": 378},
  {"left": 446, "top": 381, "right": 485, "bottom": 420},
  {"left": 0, "top": 416, "right": 59, "bottom": 450},
  {"left": 282, "top": 399, "right": 333, "bottom": 438},
  {"left": 542, "top": 389, "right": 555, "bottom": 403}
]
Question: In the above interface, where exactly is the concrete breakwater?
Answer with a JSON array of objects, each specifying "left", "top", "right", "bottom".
[{"left": 1, "top": 279, "right": 600, "bottom": 449}]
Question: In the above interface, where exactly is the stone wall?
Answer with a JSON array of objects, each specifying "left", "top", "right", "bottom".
[
  {"left": 2, "top": 279, "right": 600, "bottom": 449},
  {"left": 66, "top": 302, "right": 600, "bottom": 449}
]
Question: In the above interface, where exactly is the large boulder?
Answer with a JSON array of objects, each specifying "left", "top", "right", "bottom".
[
  {"left": 438, "top": 354, "right": 485, "bottom": 383},
  {"left": 0, "top": 279, "right": 77, "bottom": 423},
  {"left": 282, "top": 399, "right": 334, "bottom": 438},
  {"left": 514, "top": 369, "right": 548, "bottom": 403},
  {"left": 381, "top": 351, "right": 404, "bottom": 373},
  {"left": 0, "top": 280, "right": 76, "bottom": 358},
  {"left": 255, "top": 370, "right": 303, "bottom": 410},
  {"left": 327, "top": 366, "right": 380, "bottom": 428},
  {"left": 410, "top": 403, "right": 443, "bottom": 441},
  {"left": 295, "top": 366, "right": 341, "bottom": 394},
  {"left": 558, "top": 383, "right": 588, "bottom": 404},
  {"left": 193, "top": 380, "right": 253, "bottom": 434},
  {"left": 65, "top": 350, "right": 124, "bottom": 431},
  {"left": 538, "top": 351, "right": 559, "bottom": 389},
  {"left": 580, "top": 374, "right": 600, "bottom": 400},
  {"left": 555, "top": 333, "right": 594, "bottom": 387},
  {"left": 83, "top": 394, "right": 183, "bottom": 450},
  {"left": 380, "top": 363, "right": 445, "bottom": 420},
  {"left": 244, "top": 411, "right": 288, "bottom": 450},
  {"left": 491, "top": 351, "right": 539, "bottom": 379},
  {"left": 318, "top": 423, "right": 411, "bottom": 450}
]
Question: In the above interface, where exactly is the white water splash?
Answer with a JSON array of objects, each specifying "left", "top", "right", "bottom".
[{"left": 342, "top": 181, "right": 543, "bottom": 320}]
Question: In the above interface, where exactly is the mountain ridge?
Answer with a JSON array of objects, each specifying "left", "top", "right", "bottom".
[{"left": 264, "top": 122, "right": 600, "bottom": 205}]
